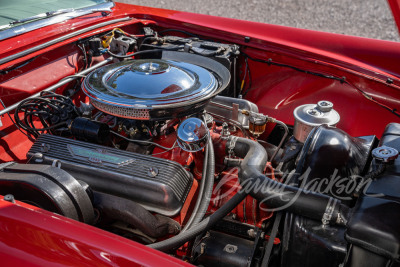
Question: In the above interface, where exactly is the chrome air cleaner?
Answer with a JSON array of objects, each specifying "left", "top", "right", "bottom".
[{"left": 82, "top": 51, "right": 230, "bottom": 120}]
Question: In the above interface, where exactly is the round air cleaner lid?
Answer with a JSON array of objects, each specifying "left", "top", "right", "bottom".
[{"left": 82, "top": 53, "right": 230, "bottom": 120}]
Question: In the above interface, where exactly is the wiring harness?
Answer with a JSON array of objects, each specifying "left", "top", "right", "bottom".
[{"left": 14, "top": 93, "right": 80, "bottom": 138}]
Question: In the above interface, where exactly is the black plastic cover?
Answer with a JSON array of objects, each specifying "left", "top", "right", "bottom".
[
  {"left": 346, "top": 196, "right": 400, "bottom": 260},
  {"left": 0, "top": 162, "right": 94, "bottom": 223},
  {"left": 345, "top": 245, "right": 392, "bottom": 267}
]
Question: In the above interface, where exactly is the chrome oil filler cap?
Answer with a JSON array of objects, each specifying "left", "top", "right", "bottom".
[{"left": 177, "top": 117, "right": 209, "bottom": 152}]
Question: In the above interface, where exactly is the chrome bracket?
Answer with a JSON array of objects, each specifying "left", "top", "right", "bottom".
[{"left": 227, "top": 136, "right": 238, "bottom": 158}]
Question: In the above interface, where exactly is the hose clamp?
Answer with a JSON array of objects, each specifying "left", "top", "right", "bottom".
[
  {"left": 228, "top": 136, "right": 238, "bottom": 158},
  {"left": 322, "top": 197, "right": 338, "bottom": 225},
  {"left": 335, "top": 211, "right": 347, "bottom": 226}
]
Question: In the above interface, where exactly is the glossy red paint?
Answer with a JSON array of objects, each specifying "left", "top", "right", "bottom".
[
  {"left": 1, "top": 1, "right": 400, "bottom": 265},
  {"left": 0, "top": 45, "right": 80, "bottom": 107},
  {"left": 0, "top": 8, "right": 154, "bottom": 67},
  {"left": 0, "top": 197, "right": 192, "bottom": 266},
  {"left": 152, "top": 131, "right": 194, "bottom": 169},
  {"left": 0, "top": 113, "right": 33, "bottom": 163},
  {"left": 240, "top": 49, "right": 400, "bottom": 137}
]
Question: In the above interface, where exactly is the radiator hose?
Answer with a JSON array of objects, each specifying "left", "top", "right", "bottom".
[{"left": 226, "top": 136, "right": 347, "bottom": 225}]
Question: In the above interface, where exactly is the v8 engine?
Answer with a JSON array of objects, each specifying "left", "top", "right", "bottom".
[{"left": 1, "top": 26, "right": 400, "bottom": 267}]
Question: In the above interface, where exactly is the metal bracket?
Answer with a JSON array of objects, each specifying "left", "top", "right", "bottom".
[
  {"left": 322, "top": 197, "right": 338, "bottom": 225},
  {"left": 227, "top": 136, "right": 238, "bottom": 158},
  {"left": 4, "top": 194, "right": 15, "bottom": 203},
  {"left": 51, "top": 159, "right": 62, "bottom": 169}
]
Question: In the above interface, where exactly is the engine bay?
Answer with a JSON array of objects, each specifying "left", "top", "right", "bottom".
[{"left": 1, "top": 21, "right": 400, "bottom": 267}]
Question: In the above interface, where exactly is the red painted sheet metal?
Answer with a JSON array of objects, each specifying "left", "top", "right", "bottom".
[
  {"left": 0, "top": 47, "right": 79, "bottom": 107},
  {"left": 0, "top": 198, "right": 191, "bottom": 266},
  {"left": 0, "top": 113, "right": 34, "bottom": 162},
  {"left": 240, "top": 51, "right": 400, "bottom": 137}
]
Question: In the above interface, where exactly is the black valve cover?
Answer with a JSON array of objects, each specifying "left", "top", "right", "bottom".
[{"left": 27, "top": 134, "right": 193, "bottom": 216}]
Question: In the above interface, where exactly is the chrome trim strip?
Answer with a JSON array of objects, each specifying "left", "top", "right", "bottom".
[
  {"left": 0, "top": 16, "right": 131, "bottom": 66},
  {"left": 0, "top": 2, "right": 115, "bottom": 41}
]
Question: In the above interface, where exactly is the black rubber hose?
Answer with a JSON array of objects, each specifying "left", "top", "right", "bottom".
[
  {"left": 148, "top": 191, "right": 246, "bottom": 251},
  {"left": 191, "top": 135, "right": 215, "bottom": 226},
  {"left": 183, "top": 114, "right": 216, "bottom": 232},
  {"left": 94, "top": 192, "right": 180, "bottom": 238},
  {"left": 353, "top": 163, "right": 386, "bottom": 197},
  {"left": 269, "top": 119, "right": 289, "bottom": 162},
  {"left": 228, "top": 136, "right": 345, "bottom": 225},
  {"left": 181, "top": 141, "right": 209, "bottom": 232},
  {"left": 365, "top": 163, "right": 386, "bottom": 179}
]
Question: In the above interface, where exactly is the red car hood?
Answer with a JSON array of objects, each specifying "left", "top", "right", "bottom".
[{"left": 389, "top": 0, "right": 400, "bottom": 35}]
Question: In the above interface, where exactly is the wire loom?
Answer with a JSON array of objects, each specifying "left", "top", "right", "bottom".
[{"left": 14, "top": 93, "right": 80, "bottom": 138}]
